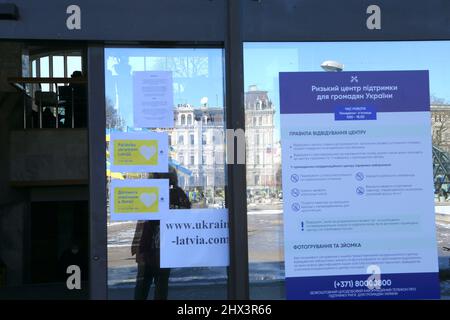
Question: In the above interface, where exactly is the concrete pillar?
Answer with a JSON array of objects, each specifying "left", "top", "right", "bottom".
[{"left": 0, "top": 41, "right": 27, "bottom": 287}]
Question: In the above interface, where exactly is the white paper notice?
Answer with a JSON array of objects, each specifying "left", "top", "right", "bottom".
[
  {"left": 160, "top": 209, "right": 229, "bottom": 268},
  {"left": 133, "top": 71, "right": 174, "bottom": 128},
  {"left": 110, "top": 179, "right": 169, "bottom": 221},
  {"left": 109, "top": 131, "right": 169, "bottom": 173}
]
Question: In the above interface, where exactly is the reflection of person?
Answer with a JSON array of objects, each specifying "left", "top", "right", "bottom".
[
  {"left": 131, "top": 167, "right": 191, "bottom": 300},
  {"left": 439, "top": 187, "right": 448, "bottom": 201},
  {"left": 131, "top": 220, "right": 167, "bottom": 299}
]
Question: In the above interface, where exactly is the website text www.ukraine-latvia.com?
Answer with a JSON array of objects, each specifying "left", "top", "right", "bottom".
[{"left": 165, "top": 219, "right": 229, "bottom": 246}]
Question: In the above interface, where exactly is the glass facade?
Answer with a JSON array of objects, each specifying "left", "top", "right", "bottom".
[
  {"left": 104, "top": 48, "right": 228, "bottom": 299},
  {"left": 244, "top": 41, "right": 450, "bottom": 299},
  {"left": 0, "top": 1, "right": 450, "bottom": 301}
]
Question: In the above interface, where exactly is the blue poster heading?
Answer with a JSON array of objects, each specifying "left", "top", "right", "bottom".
[{"left": 280, "top": 71, "right": 430, "bottom": 114}]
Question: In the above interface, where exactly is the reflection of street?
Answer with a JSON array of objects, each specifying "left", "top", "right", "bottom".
[
  {"left": 248, "top": 203, "right": 284, "bottom": 263},
  {"left": 250, "top": 203, "right": 450, "bottom": 260},
  {"left": 435, "top": 204, "right": 450, "bottom": 261},
  {"left": 106, "top": 202, "right": 450, "bottom": 298},
  {"left": 247, "top": 202, "right": 450, "bottom": 298},
  {"left": 437, "top": 221, "right": 450, "bottom": 258},
  {"left": 107, "top": 204, "right": 450, "bottom": 267}
]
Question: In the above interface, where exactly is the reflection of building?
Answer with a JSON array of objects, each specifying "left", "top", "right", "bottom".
[
  {"left": 170, "top": 85, "right": 280, "bottom": 194},
  {"left": 170, "top": 104, "right": 225, "bottom": 190},
  {"left": 245, "top": 85, "right": 278, "bottom": 192},
  {"left": 431, "top": 104, "right": 450, "bottom": 153},
  {"left": 431, "top": 104, "right": 450, "bottom": 183}
]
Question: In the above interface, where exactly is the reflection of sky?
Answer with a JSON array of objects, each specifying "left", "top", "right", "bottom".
[
  {"left": 105, "top": 48, "right": 224, "bottom": 120},
  {"left": 244, "top": 41, "right": 450, "bottom": 141}
]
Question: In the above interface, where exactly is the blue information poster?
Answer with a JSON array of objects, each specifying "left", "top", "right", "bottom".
[{"left": 280, "top": 71, "right": 440, "bottom": 299}]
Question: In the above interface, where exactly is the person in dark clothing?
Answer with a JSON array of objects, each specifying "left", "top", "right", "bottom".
[
  {"left": 131, "top": 220, "right": 168, "bottom": 300},
  {"left": 62, "top": 71, "right": 87, "bottom": 128},
  {"left": 42, "top": 107, "right": 56, "bottom": 128},
  {"left": 131, "top": 166, "right": 191, "bottom": 300}
]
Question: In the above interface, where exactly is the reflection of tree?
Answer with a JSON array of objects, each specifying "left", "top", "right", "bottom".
[
  {"left": 275, "top": 164, "right": 282, "bottom": 186},
  {"left": 433, "top": 111, "right": 450, "bottom": 147},
  {"left": 106, "top": 98, "right": 125, "bottom": 130},
  {"left": 154, "top": 56, "right": 208, "bottom": 78},
  {"left": 431, "top": 95, "right": 450, "bottom": 149},
  {"left": 431, "top": 94, "right": 447, "bottom": 105}
]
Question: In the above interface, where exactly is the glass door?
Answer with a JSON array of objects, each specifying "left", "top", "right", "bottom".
[{"left": 104, "top": 47, "right": 228, "bottom": 300}]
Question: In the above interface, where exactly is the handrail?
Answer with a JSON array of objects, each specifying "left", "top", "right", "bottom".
[{"left": 9, "top": 77, "right": 87, "bottom": 129}]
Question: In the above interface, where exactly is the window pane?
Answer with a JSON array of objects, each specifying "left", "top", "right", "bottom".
[
  {"left": 40, "top": 56, "right": 49, "bottom": 91},
  {"left": 105, "top": 47, "right": 227, "bottom": 300},
  {"left": 52, "top": 56, "right": 64, "bottom": 77},
  {"left": 31, "top": 60, "right": 36, "bottom": 77},
  {"left": 40, "top": 56, "right": 49, "bottom": 77},
  {"left": 67, "top": 56, "right": 82, "bottom": 77},
  {"left": 244, "top": 41, "right": 450, "bottom": 300}
]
